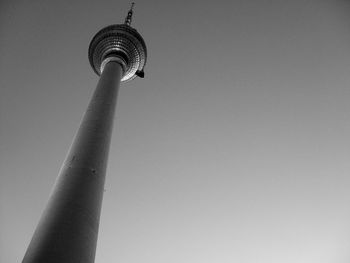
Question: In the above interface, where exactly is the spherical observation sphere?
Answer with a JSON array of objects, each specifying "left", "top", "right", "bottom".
[{"left": 88, "top": 24, "right": 147, "bottom": 82}]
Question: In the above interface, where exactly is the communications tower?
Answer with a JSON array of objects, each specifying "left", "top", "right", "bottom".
[{"left": 22, "top": 3, "right": 147, "bottom": 262}]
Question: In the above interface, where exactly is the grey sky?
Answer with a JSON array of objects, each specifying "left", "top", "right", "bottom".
[{"left": 2, "top": 0, "right": 350, "bottom": 262}]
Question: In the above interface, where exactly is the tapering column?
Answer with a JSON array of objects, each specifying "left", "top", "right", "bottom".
[{"left": 23, "top": 61, "right": 122, "bottom": 263}]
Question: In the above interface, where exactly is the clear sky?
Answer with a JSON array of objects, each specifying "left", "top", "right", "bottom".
[{"left": 2, "top": 0, "right": 350, "bottom": 262}]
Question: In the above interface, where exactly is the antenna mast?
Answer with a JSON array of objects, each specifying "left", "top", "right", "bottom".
[{"left": 124, "top": 2, "right": 135, "bottom": 26}]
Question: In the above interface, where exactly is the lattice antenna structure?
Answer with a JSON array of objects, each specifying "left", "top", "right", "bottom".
[{"left": 124, "top": 2, "right": 135, "bottom": 26}]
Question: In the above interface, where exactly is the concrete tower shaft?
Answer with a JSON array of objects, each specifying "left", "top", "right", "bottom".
[
  {"left": 22, "top": 3, "right": 147, "bottom": 263},
  {"left": 22, "top": 61, "right": 123, "bottom": 263}
]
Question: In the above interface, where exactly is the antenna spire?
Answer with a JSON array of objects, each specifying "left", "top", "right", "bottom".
[{"left": 124, "top": 2, "right": 135, "bottom": 26}]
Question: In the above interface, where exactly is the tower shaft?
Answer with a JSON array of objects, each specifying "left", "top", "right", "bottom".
[{"left": 23, "top": 61, "right": 123, "bottom": 263}]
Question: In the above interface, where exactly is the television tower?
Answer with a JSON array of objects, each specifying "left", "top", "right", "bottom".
[{"left": 22, "top": 3, "right": 147, "bottom": 262}]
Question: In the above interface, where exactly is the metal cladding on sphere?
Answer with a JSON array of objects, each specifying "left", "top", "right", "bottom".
[{"left": 89, "top": 24, "right": 147, "bottom": 82}]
